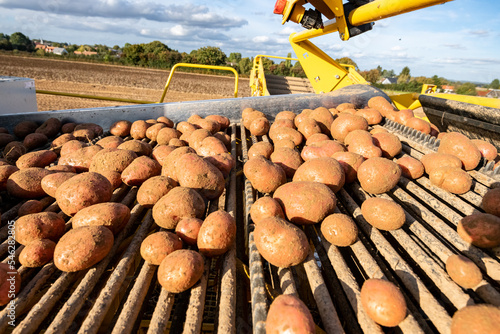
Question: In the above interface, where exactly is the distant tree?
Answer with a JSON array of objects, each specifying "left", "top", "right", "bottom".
[
  {"left": 66, "top": 44, "right": 78, "bottom": 53},
  {"left": 10, "top": 32, "right": 33, "bottom": 51},
  {"left": 285, "top": 52, "right": 293, "bottom": 69},
  {"left": 122, "top": 43, "right": 145, "bottom": 65},
  {"left": 400, "top": 66, "right": 410, "bottom": 77},
  {"left": 335, "top": 57, "right": 358, "bottom": 71},
  {"left": 456, "top": 82, "right": 477, "bottom": 96},
  {"left": 381, "top": 69, "right": 395, "bottom": 78},
  {"left": 0, "top": 33, "right": 12, "bottom": 50},
  {"left": 228, "top": 52, "right": 242, "bottom": 64},
  {"left": 239, "top": 57, "right": 252, "bottom": 75},
  {"left": 488, "top": 79, "right": 500, "bottom": 89},
  {"left": 144, "top": 41, "right": 170, "bottom": 54},
  {"left": 196, "top": 46, "right": 227, "bottom": 66},
  {"left": 261, "top": 58, "right": 275, "bottom": 73},
  {"left": 291, "top": 62, "right": 306, "bottom": 77},
  {"left": 113, "top": 45, "right": 120, "bottom": 50},
  {"left": 360, "top": 68, "right": 380, "bottom": 83}
]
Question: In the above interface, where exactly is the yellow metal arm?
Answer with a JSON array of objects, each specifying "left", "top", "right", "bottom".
[
  {"left": 250, "top": 55, "right": 299, "bottom": 96},
  {"left": 159, "top": 63, "right": 239, "bottom": 103}
]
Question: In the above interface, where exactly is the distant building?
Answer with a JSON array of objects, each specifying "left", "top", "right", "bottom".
[
  {"left": 380, "top": 77, "right": 398, "bottom": 85},
  {"left": 52, "top": 47, "right": 68, "bottom": 55},
  {"left": 441, "top": 85, "right": 455, "bottom": 93},
  {"left": 486, "top": 89, "right": 500, "bottom": 98}
]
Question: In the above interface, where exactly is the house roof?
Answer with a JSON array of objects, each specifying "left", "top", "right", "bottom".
[{"left": 382, "top": 77, "right": 398, "bottom": 84}]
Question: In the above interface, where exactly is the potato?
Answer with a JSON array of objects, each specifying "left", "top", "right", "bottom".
[
  {"left": 357, "top": 157, "right": 401, "bottom": 194},
  {"left": 446, "top": 254, "right": 482, "bottom": 289},
  {"left": 457, "top": 213, "right": 500, "bottom": 248},
  {"left": 321, "top": 213, "right": 358, "bottom": 246},
  {"left": 242, "top": 110, "right": 265, "bottom": 130},
  {"left": 213, "top": 132, "right": 231, "bottom": 150},
  {"left": 370, "top": 128, "right": 388, "bottom": 135},
  {"left": 61, "top": 122, "right": 77, "bottom": 133},
  {"left": 394, "top": 109, "right": 414, "bottom": 125},
  {"left": 360, "top": 278, "right": 407, "bottom": 327},
  {"left": 270, "top": 119, "right": 295, "bottom": 140},
  {"left": 73, "top": 128, "right": 94, "bottom": 142},
  {"left": 438, "top": 132, "right": 481, "bottom": 170},
  {"left": 152, "top": 145, "right": 177, "bottom": 166},
  {"left": 15, "top": 212, "right": 65, "bottom": 245},
  {"left": 7, "top": 167, "right": 52, "bottom": 198},
  {"left": 58, "top": 145, "right": 103, "bottom": 172},
  {"left": 36, "top": 117, "right": 61, "bottom": 138},
  {"left": 157, "top": 250, "right": 204, "bottom": 293},
  {"left": 330, "top": 113, "right": 368, "bottom": 143},
  {"left": 195, "top": 118, "right": 220, "bottom": 134},
  {"left": 372, "top": 132, "right": 402, "bottom": 159},
  {"left": 161, "top": 146, "right": 196, "bottom": 183},
  {"left": 196, "top": 136, "right": 228, "bottom": 157},
  {"left": 250, "top": 197, "right": 285, "bottom": 225},
  {"left": 355, "top": 108, "right": 383, "bottom": 125},
  {"left": 19, "top": 239, "right": 56, "bottom": 267},
  {"left": 0, "top": 133, "right": 15, "bottom": 147},
  {"left": 41, "top": 172, "right": 76, "bottom": 197},
  {"left": 293, "top": 157, "right": 345, "bottom": 192},
  {"left": 451, "top": 304, "right": 500, "bottom": 334},
  {"left": 4, "top": 141, "right": 27, "bottom": 161},
  {"left": 176, "top": 121, "right": 198, "bottom": 135},
  {"left": 332, "top": 151, "right": 364, "bottom": 184},
  {"left": 198, "top": 210, "right": 236, "bottom": 257},
  {"left": 243, "top": 156, "right": 286, "bottom": 194},
  {"left": 344, "top": 129, "right": 372, "bottom": 146},
  {"left": 93, "top": 136, "right": 122, "bottom": 149},
  {"left": 249, "top": 117, "right": 270, "bottom": 136},
  {"left": 470, "top": 139, "right": 497, "bottom": 161},
  {"left": 51, "top": 133, "right": 76, "bottom": 151},
  {"left": 110, "top": 120, "right": 132, "bottom": 137},
  {"left": 48, "top": 165, "right": 76, "bottom": 173},
  {"left": 54, "top": 226, "right": 114, "bottom": 272},
  {"left": 297, "top": 117, "right": 322, "bottom": 139},
  {"left": 346, "top": 131, "right": 382, "bottom": 160},
  {"left": 273, "top": 181, "right": 336, "bottom": 225},
  {"left": 74, "top": 123, "right": 103, "bottom": 137},
  {"left": 310, "top": 106, "right": 334, "bottom": 133},
  {"left": 187, "top": 129, "right": 212, "bottom": 150},
  {"left": 266, "top": 295, "right": 315, "bottom": 334},
  {"left": 269, "top": 127, "right": 303, "bottom": 146},
  {"left": 429, "top": 166, "right": 472, "bottom": 194},
  {"left": 204, "top": 153, "right": 235, "bottom": 178},
  {"left": 301, "top": 140, "right": 345, "bottom": 161},
  {"left": 305, "top": 133, "right": 329, "bottom": 146},
  {"left": 168, "top": 138, "right": 186, "bottom": 147},
  {"left": 90, "top": 148, "right": 138, "bottom": 174},
  {"left": 248, "top": 141, "right": 273, "bottom": 160},
  {"left": 72, "top": 202, "right": 131, "bottom": 235},
  {"left": 336, "top": 102, "right": 356, "bottom": 112},
  {"left": 0, "top": 165, "right": 19, "bottom": 191},
  {"left": 188, "top": 114, "right": 203, "bottom": 124},
  {"left": 270, "top": 147, "right": 303, "bottom": 178},
  {"left": 174, "top": 153, "right": 225, "bottom": 200},
  {"left": 152, "top": 187, "right": 205, "bottom": 229},
  {"left": 56, "top": 172, "right": 113, "bottom": 216},
  {"left": 175, "top": 217, "right": 203, "bottom": 246},
  {"left": 130, "top": 120, "right": 150, "bottom": 139},
  {"left": 361, "top": 197, "right": 406, "bottom": 230},
  {"left": 117, "top": 140, "right": 152, "bottom": 157},
  {"left": 275, "top": 110, "right": 296, "bottom": 122},
  {"left": 137, "top": 176, "right": 176, "bottom": 208},
  {"left": 367, "top": 96, "right": 395, "bottom": 117},
  {"left": 0, "top": 264, "right": 20, "bottom": 306},
  {"left": 405, "top": 117, "right": 431, "bottom": 134},
  {"left": 482, "top": 188, "right": 500, "bottom": 217},
  {"left": 18, "top": 199, "right": 44, "bottom": 216},
  {"left": 60, "top": 140, "right": 87, "bottom": 157},
  {"left": 140, "top": 231, "right": 183, "bottom": 265},
  {"left": 99, "top": 170, "right": 123, "bottom": 190},
  {"left": 396, "top": 156, "right": 424, "bottom": 179},
  {"left": 121, "top": 156, "right": 161, "bottom": 186},
  {"left": 206, "top": 115, "right": 230, "bottom": 130},
  {"left": 16, "top": 150, "right": 57, "bottom": 169},
  {"left": 420, "top": 152, "right": 462, "bottom": 175},
  {"left": 14, "top": 121, "right": 39, "bottom": 139},
  {"left": 156, "top": 127, "right": 181, "bottom": 146},
  {"left": 254, "top": 216, "right": 309, "bottom": 267},
  {"left": 273, "top": 138, "right": 296, "bottom": 150}
]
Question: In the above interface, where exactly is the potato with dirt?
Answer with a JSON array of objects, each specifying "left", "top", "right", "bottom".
[
  {"left": 95, "top": 136, "right": 124, "bottom": 149},
  {"left": 0, "top": 165, "right": 19, "bottom": 191},
  {"left": 140, "top": 231, "right": 183, "bottom": 265},
  {"left": 420, "top": 152, "right": 462, "bottom": 174},
  {"left": 58, "top": 145, "right": 103, "bottom": 172},
  {"left": 361, "top": 197, "right": 406, "bottom": 231},
  {"left": 15, "top": 212, "right": 66, "bottom": 245},
  {"left": 156, "top": 127, "right": 181, "bottom": 146},
  {"left": 137, "top": 175, "right": 177, "bottom": 208},
  {"left": 301, "top": 140, "right": 345, "bottom": 161},
  {"left": 121, "top": 156, "right": 161, "bottom": 186},
  {"left": 355, "top": 108, "right": 383, "bottom": 125},
  {"left": 60, "top": 140, "right": 87, "bottom": 157},
  {"left": 457, "top": 213, "right": 500, "bottom": 248},
  {"left": 157, "top": 249, "right": 204, "bottom": 293},
  {"left": 250, "top": 196, "right": 285, "bottom": 225},
  {"left": 331, "top": 151, "right": 364, "bottom": 184},
  {"left": 110, "top": 120, "right": 132, "bottom": 137},
  {"left": 35, "top": 117, "right": 61, "bottom": 138},
  {"left": 254, "top": 216, "right": 309, "bottom": 268},
  {"left": 243, "top": 156, "right": 287, "bottom": 194},
  {"left": 175, "top": 217, "right": 203, "bottom": 246},
  {"left": 445, "top": 254, "right": 482, "bottom": 289},
  {"left": 372, "top": 132, "right": 402, "bottom": 159},
  {"left": 196, "top": 136, "right": 228, "bottom": 157},
  {"left": 41, "top": 172, "right": 76, "bottom": 197},
  {"left": 129, "top": 120, "right": 150, "bottom": 140},
  {"left": 4, "top": 141, "right": 27, "bottom": 161},
  {"left": 198, "top": 210, "right": 236, "bottom": 257},
  {"left": 248, "top": 141, "right": 274, "bottom": 160},
  {"left": 117, "top": 140, "right": 152, "bottom": 157},
  {"left": 330, "top": 113, "right": 368, "bottom": 143},
  {"left": 89, "top": 148, "right": 138, "bottom": 174},
  {"left": 396, "top": 156, "right": 424, "bottom": 179},
  {"left": 14, "top": 121, "right": 39, "bottom": 139},
  {"left": 54, "top": 226, "right": 114, "bottom": 272},
  {"left": 72, "top": 202, "right": 131, "bottom": 235},
  {"left": 321, "top": 213, "right": 358, "bottom": 246},
  {"left": 270, "top": 147, "right": 303, "bottom": 178},
  {"left": 360, "top": 278, "right": 407, "bottom": 327},
  {"left": 19, "top": 239, "right": 56, "bottom": 267},
  {"left": 7, "top": 167, "right": 52, "bottom": 198},
  {"left": 161, "top": 146, "right": 196, "bottom": 183},
  {"left": 451, "top": 304, "right": 500, "bottom": 334},
  {"left": 429, "top": 166, "right": 472, "bottom": 194},
  {"left": 18, "top": 199, "right": 45, "bottom": 216},
  {"left": 266, "top": 294, "right": 316, "bottom": 334},
  {"left": 152, "top": 187, "right": 206, "bottom": 229},
  {"left": 481, "top": 188, "right": 500, "bottom": 217},
  {"left": 367, "top": 96, "right": 395, "bottom": 117},
  {"left": 357, "top": 157, "right": 401, "bottom": 194},
  {"left": 293, "top": 157, "right": 345, "bottom": 192},
  {"left": 438, "top": 132, "right": 482, "bottom": 170},
  {"left": 269, "top": 127, "right": 303, "bottom": 147},
  {"left": 16, "top": 150, "right": 57, "bottom": 169},
  {"left": 203, "top": 153, "right": 235, "bottom": 178}
]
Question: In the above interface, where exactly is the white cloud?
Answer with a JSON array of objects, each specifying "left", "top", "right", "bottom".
[
  {"left": 170, "top": 25, "right": 188, "bottom": 36},
  {"left": 252, "top": 36, "right": 270, "bottom": 43}
]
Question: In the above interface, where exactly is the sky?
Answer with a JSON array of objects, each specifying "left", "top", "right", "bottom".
[{"left": 0, "top": 0, "right": 498, "bottom": 83}]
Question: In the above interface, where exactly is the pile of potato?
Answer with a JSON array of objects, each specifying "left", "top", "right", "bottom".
[{"left": 242, "top": 97, "right": 500, "bottom": 331}]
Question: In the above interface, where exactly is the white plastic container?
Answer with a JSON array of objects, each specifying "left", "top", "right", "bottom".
[{"left": 0, "top": 76, "right": 37, "bottom": 114}]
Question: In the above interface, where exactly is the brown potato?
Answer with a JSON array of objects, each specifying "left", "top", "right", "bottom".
[
  {"left": 446, "top": 254, "right": 482, "bottom": 289},
  {"left": 54, "top": 226, "right": 114, "bottom": 272},
  {"left": 429, "top": 166, "right": 472, "bottom": 194},
  {"left": 95, "top": 136, "right": 124, "bottom": 149},
  {"left": 16, "top": 150, "right": 57, "bottom": 169},
  {"left": 482, "top": 188, "right": 500, "bottom": 217},
  {"left": 248, "top": 141, "right": 274, "bottom": 160},
  {"left": 156, "top": 127, "right": 181, "bottom": 146},
  {"left": 438, "top": 132, "right": 481, "bottom": 170},
  {"left": 367, "top": 96, "right": 395, "bottom": 117},
  {"left": 243, "top": 156, "right": 286, "bottom": 194},
  {"left": 152, "top": 187, "right": 205, "bottom": 229},
  {"left": 18, "top": 199, "right": 44, "bottom": 216},
  {"left": 204, "top": 153, "right": 235, "bottom": 178},
  {"left": 310, "top": 106, "right": 334, "bottom": 133},
  {"left": 213, "top": 132, "right": 231, "bottom": 150},
  {"left": 451, "top": 304, "right": 500, "bottom": 334},
  {"left": 41, "top": 172, "right": 76, "bottom": 197},
  {"left": 99, "top": 170, "right": 122, "bottom": 190},
  {"left": 72, "top": 202, "right": 131, "bottom": 235},
  {"left": 361, "top": 197, "right": 406, "bottom": 230},
  {"left": 254, "top": 216, "right": 309, "bottom": 268},
  {"left": 19, "top": 239, "right": 56, "bottom": 267},
  {"left": 250, "top": 196, "right": 285, "bottom": 224},
  {"left": 121, "top": 156, "right": 161, "bottom": 186},
  {"left": 161, "top": 146, "right": 196, "bottom": 183},
  {"left": 58, "top": 145, "right": 103, "bottom": 172},
  {"left": 355, "top": 108, "right": 383, "bottom": 125},
  {"left": 137, "top": 176, "right": 176, "bottom": 208},
  {"left": 273, "top": 138, "right": 296, "bottom": 150},
  {"left": 130, "top": 120, "right": 150, "bottom": 139},
  {"left": 117, "top": 140, "right": 152, "bottom": 157},
  {"left": 372, "top": 132, "right": 402, "bottom": 159},
  {"left": 110, "top": 120, "right": 132, "bottom": 137},
  {"left": 4, "top": 141, "right": 27, "bottom": 161},
  {"left": 242, "top": 110, "right": 265, "bottom": 130},
  {"left": 196, "top": 136, "right": 228, "bottom": 157},
  {"left": 396, "top": 156, "right": 424, "bottom": 179},
  {"left": 72, "top": 128, "right": 94, "bottom": 142},
  {"left": 175, "top": 217, "right": 203, "bottom": 246},
  {"left": 55, "top": 172, "right": 113, "bottom": 216},
  {"left": 332, "top": 151, "right": 364, "bottom": 184},
  {"left": 14, "top": 121, "right": 39, "bottom": 139},
  {"left": 157, "top": 250, "right": 204, "bottom": 293},
  {"left": 457, "top": 213, "right": 500, "bottom": 248},
  {"left": 394, "top": 109, "right": 414, "bottom": 125},
  {"left": 7, "top": 167, "right": 52, "bottom": 198},
  {"left": 420, "top": 152, "right": 462, "bottom": 174},
  {"left": 336, "top": 102, "right": 356, "bottom": 112},
  {"left": 61, "top": 123, "right": 77, "bottom": 133},
  {"left": 156, "top": 116, "right": 174, "bottom": 128},
  {"left": 15, "top": 212, "right": 65, "bottom": 245},
  {"left": 74, "top": 123, "right": 103, "bottom": 137},
  {"left": 330, "top": 113, "right": 368, "bottom": 143},
  {"left": 152, "top": 145, "right": 177, "bottom": 166},
  {"left": 471, "top": 139, "right": 497, "bottom": 161},
  {"left": 269, "top": 127, "right": 303, "bottom": 146},
  {"left": 273, "top": 181, "right": 336, "bottom": 225},
  {"left": 35, "top": 118, "right": 61, "bottom": 138},
  {"left": 297, "top": 117, "right": 322, "bottom": 139},
  {"left": 270, "top": 119, "right": 295, "bottom": 140},
  {"left": 198, "top": 210, "right": 236, "bottom": 257},
  {"left": 293, "top": 157, "right": 345, "bottom": 192},
  {"left": 357, "top": 157, "right": 401, "bottom": 194},
  {"left": 176, "top": 121, "right": 198, "bottom": 135},
  {"left": 60, "top": 140, "right": 87, "bottom": 157},
  {"left": 51, "top": 133, "right": 76, "bottom": 151},
  {"left": 194, "top": 118, "right": 220, "bottom": 134},
  {"left": 321, "top": 213, "right": 358, "bottom": 246},
  {"left": 0, "top": 133, "right": 15, "bottom": 147},
  {"left": 266, "top": 295, "right": 316, "bottom": 334},
  {"left": 405, "top": 117, "right": 431, "bottom": 134},
  {"left": 360, "top": 278, "right": 407, "bottom": 327},
  {"left": 270, "top": 147, "right": 303, "bottom": 178},
  {"left": 187, "top": 129, "right": 212, "bottom": 150},
  {"left": 90, "top": 148, "right": 138, "bottom": 174},
  {"left": 346, "top": 132, "right": 382, "bottom": 160},
  {"left": 305, "top": 133, "right": 330, "bottom": 146},
  {"left": 0, "top": 264, "right": 20, "bottom": 306},
  {"left": 301, "top": 140, "right": 345, "bottom": 161},
  {"left": 175, "top": 153, "right": 225, "bottom": 200},
  {"left": 249, "top": 117, "right": 270, "bottom": 136},
  {"left": 205, "top": 115, "right": 230, "bottom": 130},
  {"left": 0, "top": 165, "right": 19, "bottom": 191},
  {"left": 140, "top": 231, "right": 183, "bottom": 265}
]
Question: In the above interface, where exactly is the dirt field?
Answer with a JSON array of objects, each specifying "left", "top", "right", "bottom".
[{"left": 0, "top": 54, "right": 251, "bottom": 111}]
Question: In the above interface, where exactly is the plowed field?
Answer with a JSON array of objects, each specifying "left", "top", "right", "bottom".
[{"left": 0, "top": 54, "right": 251, "bottom": 111}]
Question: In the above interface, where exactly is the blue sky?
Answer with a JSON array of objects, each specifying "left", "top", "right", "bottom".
[{"left": 0, "top": 0, "right": 498, "bottom": 83}]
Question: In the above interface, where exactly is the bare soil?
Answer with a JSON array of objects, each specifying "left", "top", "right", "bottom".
[{"left": 0, "top": 54, "right": 251, "bottom": 111}]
